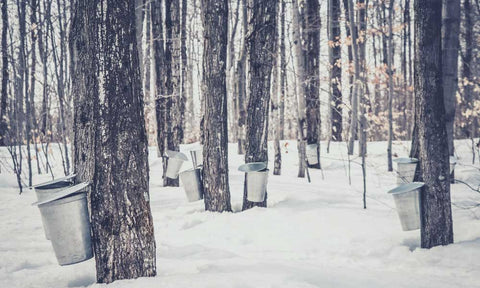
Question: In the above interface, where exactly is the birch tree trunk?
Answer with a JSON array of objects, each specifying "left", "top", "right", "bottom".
[
  {"left": 202, "top": 0, "right": 232, "bottom": 212},
  {"left": 413, "top": 0, "right": 454, "bottom": 249},
  {"left": 243, "top": 0, "right": 277, "bottom": 210},
  {"left": 72, "top": 0, "right": 157, "bottom": 282},
  {"left": 30, "top": 0, "right": 41, "bottom": 174},
  {"left": 347, "top": 0, "right": 360, "bottom": 156},
  {"left": 272, "top": 9, "right": 282, "bottom": 175},
  {"left": 292, "top": 0, "right": 307, "bottom": 177},
  {"left": 235, "top": 0, "right": 248, "bottom": 155}
]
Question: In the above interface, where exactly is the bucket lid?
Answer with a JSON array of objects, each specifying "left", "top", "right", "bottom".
[
  {"left": 238, "top": 162, "right": 267, "bottom": 172},
  {"left": 388, "top": 182, "right": 425, "bottom": 195},
  {"left": 32, "top": 182, "right": 90, "bottom": 206},
  {"left": 165, "top": 150, "right": 188, "bottom": 161},
  {"left": 32, "top": 174, "right": 76, "bottom": 188},
  {"left": 393, "top": 158, "right": 419, "bottom": 164}
]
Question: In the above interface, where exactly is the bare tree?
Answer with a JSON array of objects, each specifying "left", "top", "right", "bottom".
[
  {"left": 305, "top": 0, "right": 321, "bottom": 169},
  {"left": 387, "top": 0, "right": 395, "bottom": 171},
  {"left": 329, "top": 0, "right": 342, "bottom": 142},
  {"left": 71, "top": 0, "right": 156, "bottom": 282},
  {"left": 243, "top": 0, "right": 277, "bottom": 210},
  {"left": 202, "top": 0, "right": 232, "bottom": 212},
  {"left": 442, "top": 0, "right": 460, "bottom": 182},
  {"left": 0, "top": 0, "right": 7, "bottom": 146},
  {"left": 412, "top": 0, "right": 454, "bottom": 249}
]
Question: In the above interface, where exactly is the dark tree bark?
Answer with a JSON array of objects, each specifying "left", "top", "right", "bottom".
[
  {"left": 18, "top": 0, "right": 33, "bottom": 186},
  {"left": 201, "top": 0, "right": 232, "bottom": 212},
  {"left": 442, "top": 0, "right": 460, "bottom": 182},
  {"left": 305, "top": 0, "right": 321, "bottom": 169},
  {"left": 279, "top": 0, "right": 286, "bottom": 141},
  {"left": 151, "top": 0, "right": 167, "bottom": 171},
  {"left": 461, "top": 0, "right": 474, "bottom": 139},
  {"left": 72, "top": 0, "right": 156, "bottom": 283},
  {"left": 387, "top": 0, "right": 395, "bottom": 171},
  {"left": 413, "top": 0, "right": 454, "bottom": 249},
  {"left": 164, "top": 0, "right": 182, "bottom": 186},
  {"left": 242, "top": 0, "right": 277, "bottom": 211},
  {"left": 329, "top": 0, "right": 342, "bottom": 142},
  {"left": 0, "top": 0, "right": 8, "bottom": 146}
]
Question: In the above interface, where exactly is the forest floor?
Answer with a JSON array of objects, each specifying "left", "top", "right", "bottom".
[{"left": 0, "top": 140, "right": 480, "bottom": 287}]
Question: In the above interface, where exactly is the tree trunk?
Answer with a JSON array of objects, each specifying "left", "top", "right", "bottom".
[
  {"left": 202, "top": 0, "right": 232, "bottom": 212},
  {"left": 329, "top": 0, "right": 342, "bottom": 142},
  {"left": 243, "top": 0, "right": 277, "bottom": 210},
  {"left": 387, "top": 0, "right": 395, "bottom": 171},
  {"left": 0, "top": 0, "right": 8, "bottom": 146},
  {"left": 413, "top": 0, "right": 454, "bottom": 249},
  {"left": 279, "top": 0, "right": 286, "bottom": 141},
  {"left": 347, "top": 0, "right": 359, "bottom": 156},
  {"left": 71, "top": 0, "right": 156, "bottom": 282},
  {"left": 305, "top": 0, "right": 321, "bottom": 169},
  {"left": 30, "top": 0, "right": 42, "bottom": 174},
  {"left": 180, "top": 0, "right": 187, "bottom": 140},
  {"left": 292, "top": 0, "right": 307, "bottom": 177},
  {"left": 442, "top": 0, "right": 460, "bottom": 183},
  {"left": 151, "top": 0, "right": 167, "bottom": 168},
  {"left": 235, "top": 0, "right": 248, "bottom": 155},
  {"left": 461, "top": 0, "right": 473, "bottom": 139},
  {"left": 272, "top": 7, "right": 282, "bottom": 175},
  {"left": 165, "top": 0, "right": 182, "bottom": 186}
]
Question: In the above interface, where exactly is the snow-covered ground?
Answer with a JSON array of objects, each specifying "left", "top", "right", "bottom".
[{"left": 1, "top": 140, "right": 479, "bottom": 288}]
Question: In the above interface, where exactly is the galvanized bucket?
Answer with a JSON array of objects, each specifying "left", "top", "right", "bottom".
[
  {"left": 394, "top": 158, "right": 419, "bottom": 184},
  {"left": 190, "top": 149, "right": 203, "bottom": 168},
  {"left": 246, "top": 169, "right": 269, "bottom": 202},
  {"left": 449, "top": 156, "right": 456, "bottom": 174},
  {"left": 238, "top": 162, "right": 269, "bottom": 202},
  {"left": 388, "top": 182, "right": 424, "bottom": 231},
  {"left": 306, "top": 144, "right": 319, "bottom": 165},
  {"left": 165, "top": 150, "right": 188, "bottom": 179},
  {"left": 33, "top": 175, "right": 76, "bottom": 239},
  {"left": 179, "top": 168, "right": 204, "bottom": 202},
  {"left": 34, "top": 182, "right": 93, "bottom": 265}
]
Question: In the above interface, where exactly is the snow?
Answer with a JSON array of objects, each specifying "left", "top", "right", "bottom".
[{"left": 1, "top": 140, "right": 480, "bottom": 287}]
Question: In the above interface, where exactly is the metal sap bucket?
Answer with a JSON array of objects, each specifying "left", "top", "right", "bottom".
[
  {"left": 33, "top": 174, "right": 76, "bottom": 239},
  {"left": 239, "top": 162, "right": 269, "bottom": 203},
  {"left": 165, "top": 150, "right": 188, "bottom": 179},
  {"left": 33, "top": 182, "right": 93, "bottom": 265},
  {"left": 388, "top": 182, "right": 424, "bottom": 231},
  {"left": 306, "top": 144, "right": 319, "bottom": 165},
  {"left": 449, "top": 156, "right": 456, "bottom": 174},
  {"left": 190, "top": 148, "right": 203, "bottom": 168},
  {"left": 179, "top": 168, "right": 204, "bottom": 202},
  {"left": 394, "top": 158, "right": 419, "bottom": 184}
]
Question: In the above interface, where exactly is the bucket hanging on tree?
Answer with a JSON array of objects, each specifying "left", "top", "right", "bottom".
[{"left": 239, "top": 162, "right": 269, "bottom": 202}]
